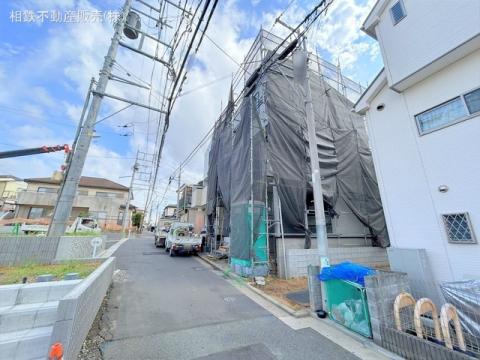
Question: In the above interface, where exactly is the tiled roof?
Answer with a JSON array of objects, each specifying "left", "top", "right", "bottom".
[{"left": 24, "top": 176, "right": 129, "bottom": 191}]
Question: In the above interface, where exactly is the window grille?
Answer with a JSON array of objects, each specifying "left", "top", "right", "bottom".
[
  {"left": 390, "top": 1, "right": 406, "bottom": 25},
  {"left": 442, "top": 213, "right": 477, "bottom": 244}
]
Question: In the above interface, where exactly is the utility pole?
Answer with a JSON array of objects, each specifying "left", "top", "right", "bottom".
[
  {"left": 47, "top": 0, "right": 132, "bottom": 236},
  {"left": 176, "top": 165, "right": 182, "bottom": 219},
  {"left": 122, "top": 152, "right": 139, "bottom": 234},
  {"left": 294, "top": 41, "right": 329, "bottom": 310}
]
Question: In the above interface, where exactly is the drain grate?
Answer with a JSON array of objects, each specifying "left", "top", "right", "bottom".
[{"left": 142, "top": 252, "right": 167, "bottom": 255}]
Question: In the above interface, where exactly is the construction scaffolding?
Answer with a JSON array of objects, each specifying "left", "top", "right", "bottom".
[{"left": 206, "top": 29, "right": 389, "bottom": 277}]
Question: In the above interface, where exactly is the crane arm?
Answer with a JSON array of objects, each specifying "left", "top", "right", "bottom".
[{"left": 0, "top": 144, "right": 70, "bottom": 159}]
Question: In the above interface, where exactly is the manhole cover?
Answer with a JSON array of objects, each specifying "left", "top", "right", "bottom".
[
  {"left": 142, "top": 252, "right": 167, "bottom": 255},
  {"left": 223, "top": 296, "right": 236, "bottom": 303}
]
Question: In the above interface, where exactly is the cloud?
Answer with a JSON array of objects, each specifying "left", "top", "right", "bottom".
[
  {"left": 305, "top": 0, "right": 379, "bottom": 69},
  {"left": 2, "top": 0, "right": 382, "bottom": 213}
]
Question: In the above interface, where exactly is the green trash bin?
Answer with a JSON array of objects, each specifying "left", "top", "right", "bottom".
[{"left": 325, "top": 279, "right": 372, "bottom": 338}]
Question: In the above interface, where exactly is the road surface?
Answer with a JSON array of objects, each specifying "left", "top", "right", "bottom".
[{"left": 100, "top": 233, "right": 361, "bottom": 359}]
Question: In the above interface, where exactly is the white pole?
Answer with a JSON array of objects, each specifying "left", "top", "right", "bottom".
[
  {"left": 122, "top": 152, "right": 138, "bottom": 235},
  {"left": 48, "top": 0, "right": 132, "bottom": 236},
  {"left": 294, "top": 42, "right": 329, "bottom": 310}
]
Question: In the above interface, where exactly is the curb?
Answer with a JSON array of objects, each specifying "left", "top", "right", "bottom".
[
  {"left": 198, "top": 254, "right": 309, "bottom": 318},
  {"left": 99, "top": 237, "right": 129, "bottom": 258}
]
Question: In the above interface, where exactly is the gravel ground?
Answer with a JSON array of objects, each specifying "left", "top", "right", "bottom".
[{"left": 77, "top": 287, "right": 113, "bottom": 360}]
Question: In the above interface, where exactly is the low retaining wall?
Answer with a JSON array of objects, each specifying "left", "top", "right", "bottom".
[
  {"left": 0, "top": 235, "right": 107, "bottom": 265},
  {"left": 285, "top": 247, "right": 389, "bottom": 278},
  {"left": 0, "top": 279, "right": 81, "bottom": 307},
  {"left": 49, "top": 257, "right": 116, "bottom": 359}
]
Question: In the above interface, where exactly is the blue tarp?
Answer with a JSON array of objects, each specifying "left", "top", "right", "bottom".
[{"left": 319, "top": 262, "right": 375, "bottom": 287}]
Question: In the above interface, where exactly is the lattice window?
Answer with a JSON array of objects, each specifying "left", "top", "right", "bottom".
[
  {"left": 442, "top": 213, "right": 477, "bottom": 244},
  {"left": 390, "top": 0, "right": 406, "bottom": 25}
]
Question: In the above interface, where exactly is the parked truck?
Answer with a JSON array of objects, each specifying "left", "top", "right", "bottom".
[
  {"left": 154, "top": 227, "right": 169, "bottom": 248},
  {"left": 164, "top": 222, "right": 201, "bottom": 256},
  {"left": 20, "top": 217, "right": 101, "bottom": 235}
]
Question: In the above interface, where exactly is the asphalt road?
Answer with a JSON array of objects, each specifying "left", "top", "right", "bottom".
[{"left": 101, "top": 233, "right": 360, "bottom": 360}]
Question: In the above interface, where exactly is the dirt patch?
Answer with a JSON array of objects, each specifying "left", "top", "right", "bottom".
[
  {"left": 78, "top": 286, "right": 112, "bottom": 360},
  {"left": 253, "top": 276, "right": 308, "bottom": 311},
  {"left": 0, "top": 261, "right": 100, "bottom": 285}
]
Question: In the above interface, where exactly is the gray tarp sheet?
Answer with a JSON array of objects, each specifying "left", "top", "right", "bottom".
[
  {"left": 206, "top": 103, "right": 233, "bottom": 237},
  {"left": 440, "top": 280, "right": 480, "bottom": 339},
  {"left": 207, "top": 57, "right": 389, "bottom": 249}
]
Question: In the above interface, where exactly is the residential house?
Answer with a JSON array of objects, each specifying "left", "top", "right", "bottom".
[
  {"left": 190, "top": 180, "right": 207, "bottom": 233},
  {"left": 206, "top": 29, "right": 391, "bottom": 278},
  {"left": 354, "top": 0, "right": 480, "bottom": 288},
  {"left": 0, "top": 175, "right": 27, "bottom": 211},
  {"left": 16, "top": 176, "right": 134, "bottom": 230},
  {"left": 156, "top": 204, "right": 177, "bottom": 230},
  {"left": 176, "top": 182, "right": 206, "bottom": 233},
  {"left": 163, "top": 204, "right": 177, "bottom": 218}
]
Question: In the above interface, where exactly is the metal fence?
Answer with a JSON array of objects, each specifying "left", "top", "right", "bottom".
[{"left": 380, "top": 277, "right": 480, "bottom": 358}]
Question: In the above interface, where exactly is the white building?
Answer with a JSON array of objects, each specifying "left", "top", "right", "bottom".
[{"left": 355, "top": 0, "right": 480, "bottom": 285}]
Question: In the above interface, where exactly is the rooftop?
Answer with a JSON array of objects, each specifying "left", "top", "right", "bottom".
[
  {"left": 0, "top": 175, "right": 22, "bottom": 181},
  {"left": 24, "top": 176, "right": 129, "bottom": 191}
]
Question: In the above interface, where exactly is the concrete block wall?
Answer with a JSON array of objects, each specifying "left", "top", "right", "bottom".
[
  {"left": 0, "top": 280, "right": 81, "bottom": 359},
  {"left": 364, "top": 271, "right": 411, "bottom": 346},
  {"left": 0, "top": 234, "right": 106, "bottom": 266},
  {"left": 0, "top": 281, "right": 81, "bottom": 308},
  {"left": 55, "top": 235, "right": 106, "bottom": 260},
  {"left": 284, "top": 247, "right": 389, "bottom": 278},
  {"left": 0, "top": 236, "right": 60, "bottom": 266},
  {"left": 49, "top": 257, "right": 115, "bottom": 359}
]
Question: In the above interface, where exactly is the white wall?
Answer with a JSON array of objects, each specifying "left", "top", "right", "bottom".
[
  {"left": 375, "top": 0, "right": 480, "bottom": 86},
  {"left": 366, "top": 49, "right": 480, "bottom": 283},
  {"left": 191, "top": 186, "right": 206, "bottom": 207}
]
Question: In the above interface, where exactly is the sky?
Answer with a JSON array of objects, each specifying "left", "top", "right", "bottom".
[{"left": 0, "top": 0, "right": 383, "bottom": 213}]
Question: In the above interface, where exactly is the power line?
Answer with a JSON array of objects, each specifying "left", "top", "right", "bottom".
[
  {"left": 148, "top": 0, "right": 217, "bottom": 214},
  {"left": 177, "top": 73, "right": 232, "bottom": 97},
  {"left": 0, "top": 104, "right": 136, "bottom": 137}
]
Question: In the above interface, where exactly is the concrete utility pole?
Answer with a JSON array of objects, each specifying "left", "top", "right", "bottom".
[
  {"left": 176, "top": 165, "right": 182, "bottom": 219},
  {"left": 122, "top": 153, "right": 139, "bottom": 234},
  {"left": 48, "top": 0, "right": 132, "bottom": 236},
  {"left": 294, "top": 42, "right": 329, "bottom": 309}
]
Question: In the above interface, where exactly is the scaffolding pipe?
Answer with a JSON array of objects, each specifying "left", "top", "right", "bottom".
[
  {"left": 249, "top": 97, "right": 254, "bottom": 265},
  {"left": 278, "top": 196, "right": 288, "bottom": 279}
]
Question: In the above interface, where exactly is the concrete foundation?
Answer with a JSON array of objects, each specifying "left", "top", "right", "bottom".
[{"left": 278, "top": 245, "right": 389, "bottom": 279}]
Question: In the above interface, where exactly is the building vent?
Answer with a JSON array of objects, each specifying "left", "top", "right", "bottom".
[
  {"left": 442, "top": 213, "right": 477, "bottom": 244},
  {"left": 390, "top": 1, "right": 406, "bottom": 25}
]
